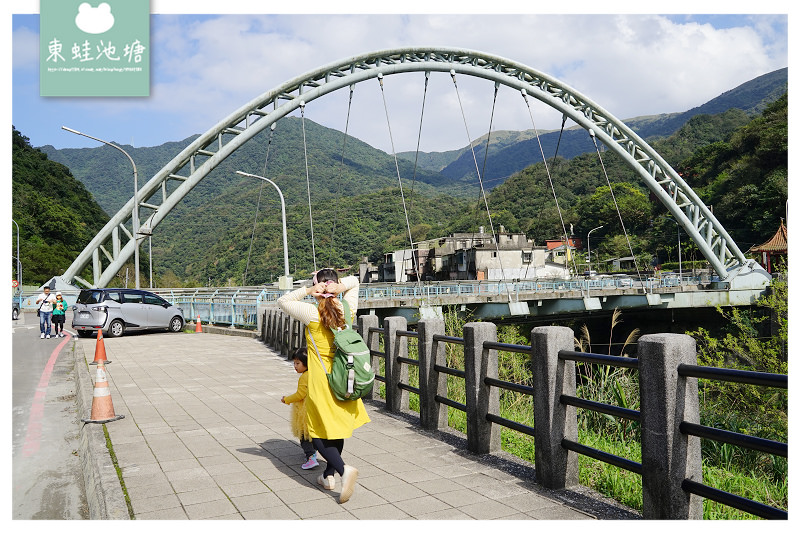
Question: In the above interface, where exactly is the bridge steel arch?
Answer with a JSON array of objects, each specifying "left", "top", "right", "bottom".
[{"left": 61, "top": 47, "right": 769, "bottom": 290}]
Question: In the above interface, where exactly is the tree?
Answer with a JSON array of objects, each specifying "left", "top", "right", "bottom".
[{"left": 577, "top": 182, "right": 653, "bottom": 234}]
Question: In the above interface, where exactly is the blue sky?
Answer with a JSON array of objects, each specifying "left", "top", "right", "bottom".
[{"left": 8, "top": 5, "right": 790, "bottom": 155}]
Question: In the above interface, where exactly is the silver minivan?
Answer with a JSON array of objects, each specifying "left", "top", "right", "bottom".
[{"left": 72, "top": 288, "right": 185, "bottom": 338}]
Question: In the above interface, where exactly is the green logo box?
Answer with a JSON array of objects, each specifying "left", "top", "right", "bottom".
[{"left": 40, "top": 0, "right": 150, "bottom": 97}]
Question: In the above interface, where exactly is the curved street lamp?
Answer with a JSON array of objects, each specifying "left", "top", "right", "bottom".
[
  {"left": 587, "top": 225, "right": 604, "bottom": 272},
  {"left": 62, "top": 126, "right": 141, "bottom": 289},
  {"left": 661, "top": 216, "right": 682, "bottom": 279},
  {"left": 235, "top": 171, "right": 291, "bottom": 288},
  {"left": 12, "top": 219, "right": 21, "bottom": 289}
]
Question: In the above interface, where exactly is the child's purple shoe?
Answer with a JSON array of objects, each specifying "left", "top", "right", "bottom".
[{"left": 302, "top": 453, "right": 319, "bottom": 470}]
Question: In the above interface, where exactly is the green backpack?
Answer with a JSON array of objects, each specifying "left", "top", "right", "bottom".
[{"left": 310, "top": 300, "right": 375, "bottom": 401}]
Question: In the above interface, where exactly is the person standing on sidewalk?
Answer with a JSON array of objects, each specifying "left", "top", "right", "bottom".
[
  {"left": 35, "top": 286, "right": 56, "bottom": 339},
  {"left": 281, "top": 346, "right": 319, "bottom": 470},
  {"left": 277, "top": 268, "right": 370, "bottom": 504},
  {"left": 51, "top": 292, "right": 68, "bottom": 338}
]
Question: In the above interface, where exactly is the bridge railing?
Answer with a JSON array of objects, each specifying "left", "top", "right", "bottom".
[
  {"left": 145, "top": 275, "right": 704, "bottom": 320},
  {"left": 260, "top": 311, "right": 787, "bottom": 520}
]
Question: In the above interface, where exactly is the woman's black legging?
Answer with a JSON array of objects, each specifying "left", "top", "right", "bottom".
[{"left": 312, "top": 438, "right": 345, "bottom": 478}]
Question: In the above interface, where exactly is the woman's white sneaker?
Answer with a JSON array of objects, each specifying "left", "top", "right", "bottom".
[{"left": 339, "top": 465, "right": 358, "bottom": 503}]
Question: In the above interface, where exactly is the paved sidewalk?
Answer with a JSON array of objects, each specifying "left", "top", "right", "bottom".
[{"left": 74, "top": 332, "right": 637, "bottom": 520}]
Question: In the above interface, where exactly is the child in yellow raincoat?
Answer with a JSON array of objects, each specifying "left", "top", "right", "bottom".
[{"left": 281, "top": 347, "right": 318, "bottom": 470}]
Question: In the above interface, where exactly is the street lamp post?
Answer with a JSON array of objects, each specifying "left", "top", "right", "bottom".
[
  {"left": 235, "top": 171, "right": 291, "bottom": 289},
  {"left": 62, "top": 126, "right": 141, "bottom": 289},
  {"left": 12, "top": 219, "right": 21, "bottom": 289},
  {"left": 662, "top": 217, "right": 682, "bottom": 279},
  {"left": 587, "top": 225, "right": 604, "bottom": 272}
]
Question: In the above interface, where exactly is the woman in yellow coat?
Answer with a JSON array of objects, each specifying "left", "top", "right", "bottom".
[{"left": 277, "top": 268, "right": 370, "bottom": 503}]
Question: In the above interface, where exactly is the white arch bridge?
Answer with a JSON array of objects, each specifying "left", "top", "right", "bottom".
[{"left": 53, "top": 47, "right": 770, "bottom": 293}]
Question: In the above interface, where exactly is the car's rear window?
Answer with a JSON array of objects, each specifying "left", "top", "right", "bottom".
[{"left": 77, "top": 290, "right": 104, "bottom": 304}]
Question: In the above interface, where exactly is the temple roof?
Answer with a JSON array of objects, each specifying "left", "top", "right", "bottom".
[{"left": 749, "top": 219, "right": 787, "bottom": 253}]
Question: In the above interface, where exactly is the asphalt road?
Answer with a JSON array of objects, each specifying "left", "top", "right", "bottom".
[{"left": 11, "top": 312, "right": 89, "bottom": 519}]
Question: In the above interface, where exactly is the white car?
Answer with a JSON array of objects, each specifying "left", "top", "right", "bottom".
[{"left": 72, "top": 288, "right": 185, "bottom": 338}]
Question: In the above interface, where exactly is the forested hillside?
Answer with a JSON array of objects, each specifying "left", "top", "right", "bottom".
[
  {"left": 399, "top": 67, "right": 787, "bottom": 187},
  {"left": 479, "top": 94, "right": 787, "bottom": 264},
  {"left": 41, "top": 117, "right": 475, "bottom": 218},
  {"left": 11, "top": 127, "right": 110, "bottom": 285}
]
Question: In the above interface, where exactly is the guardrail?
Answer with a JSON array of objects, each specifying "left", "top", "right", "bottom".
[
  {"left": 15, "top": 274, "right": 706, "bottom": 324},
  {"left": 260, "top": 311, "right": 787, "bottom": 520}
]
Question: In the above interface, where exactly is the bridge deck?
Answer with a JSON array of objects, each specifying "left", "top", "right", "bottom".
[{"left": 74, "top": 331, "right": 637, "bottom": 520}]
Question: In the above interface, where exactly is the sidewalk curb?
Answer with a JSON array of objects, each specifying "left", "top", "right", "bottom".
[{"left": 74, "top": 340, "right": 131, "bottom": 520}]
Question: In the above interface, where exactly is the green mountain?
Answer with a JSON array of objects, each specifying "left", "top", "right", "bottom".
[
  {"left": 399, "top": 67, "right": 787, "bottom": 188},
  {"left": 40, "top": 118, "right": 477, "bottom": 286},
  {"left": 28, "top": 68, "right": 787, "bottom": 286},
  {"left": 479, "top": 94, "right": 787, "bottom": 262},
  {"left": 11, "top": 127, "right": 110, "bottom": 285},
  {"left": 41, "top": 118, "right": 476, "bottom": 218}
]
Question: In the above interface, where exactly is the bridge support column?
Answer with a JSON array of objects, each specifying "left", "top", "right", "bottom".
[
  {"left": 357, "top": 314, "right": 381, "bottom": 401},
  {"left": 383, "top": 316, "right": 408, "bottom": 413},
  {"left": 531, "top": 326, "right": 579, "bottom": 489},
  {"left": 417, "top": 318, "right": 447, "bottom": 431},
  {"left": 638, "top": 333, "right": 703, "bottom": 519},
  {"left": 464, "top": 322, "right": 500, "bottom": 454}
]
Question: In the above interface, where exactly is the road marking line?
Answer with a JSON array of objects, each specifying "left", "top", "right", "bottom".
[{"left": 21, "top": 333, "right": 73, "bottom": 458}]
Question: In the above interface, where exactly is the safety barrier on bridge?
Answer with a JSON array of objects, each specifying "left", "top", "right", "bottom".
[
  {"left": 260, "top": 309, "right": 787, "bottom": 520},
  {"left": 148, "top": 274, "right": 702, "bottom": 323}
]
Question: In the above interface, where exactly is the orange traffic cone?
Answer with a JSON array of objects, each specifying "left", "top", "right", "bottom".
[
  {"left": 81, "top": 362, "right": 125, "bottom": 424},
  {"left": 195, "top": 316, "right": 203, "bottom": 333},
  {"left": 89, "top": 327, "right": 111, "bottom": 365}
]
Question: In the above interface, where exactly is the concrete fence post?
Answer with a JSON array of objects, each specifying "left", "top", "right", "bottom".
[
  {"left": 638, "top": 333, "right": 703, "bottom": 519},
  {"left": 357, "top": 314, "right": 381, "bottom": 401},
  {"left": 283, "top": 314, "right": 291, "bottom": 357},
  {"left": 290, "top": 318, "right": 300, "bottom": 352},
  {"left": 260, "top": 310, "right": 267, "bottom": 343},
  {"left": 531, "top": 326, "right": 579, "bottom": 489},
  {"left": 267, "top": 309, "right": 275, "bottom": 347},
  {"left": 265, "top": 309, "right": 273, "bottom": 345},
  {"left": 463, "top": 322, "right": 500, "bottom": 454},
  {"left": 417, "top": 318, "right": 447, "bottom": 430},
  {"left": 277, "top": 313, "right": 285, "bottom": 356},
  {"left": 383, "top": 316, "right": 408, "bottom": 413},
  {"left": 270, "top": 310, "right": 277, "bottom": 347}
]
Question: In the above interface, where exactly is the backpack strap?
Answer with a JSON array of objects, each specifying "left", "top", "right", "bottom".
[
  {"left": 340, "top": 299, "right": 353, "bottom": 329},
  {"left": 308, "top": 333, "right": 329, "bottom": 376}
]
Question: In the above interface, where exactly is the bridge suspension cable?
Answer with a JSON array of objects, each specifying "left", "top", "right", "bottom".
[
  {"left": 377, "top": 72, "right": 423, "bottom": 289},
  {"left": 243, "top": 122, "right": 277, "bottom": 286},
  {"left": 522, "top": 113, "right": 569, "bottom": 281},
  {"left": 520, "top": 89, "right": 587, "bottom": 296},
  {"left": 300, "top": 101, "right": 318, "bottom": 271},
  {"left": 327, "top": 84, "right": 356, "bottom": 266},
  {"left": 589, "top": 129, "right": 646, "bottom": 287}
]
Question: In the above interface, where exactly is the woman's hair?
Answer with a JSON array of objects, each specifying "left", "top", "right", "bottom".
[
  {"left": 292, "top": 346, "right": 308, "bottom": 367},
  {"left": 314, "top": 268, "right": 345, "bottom": 329}
]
